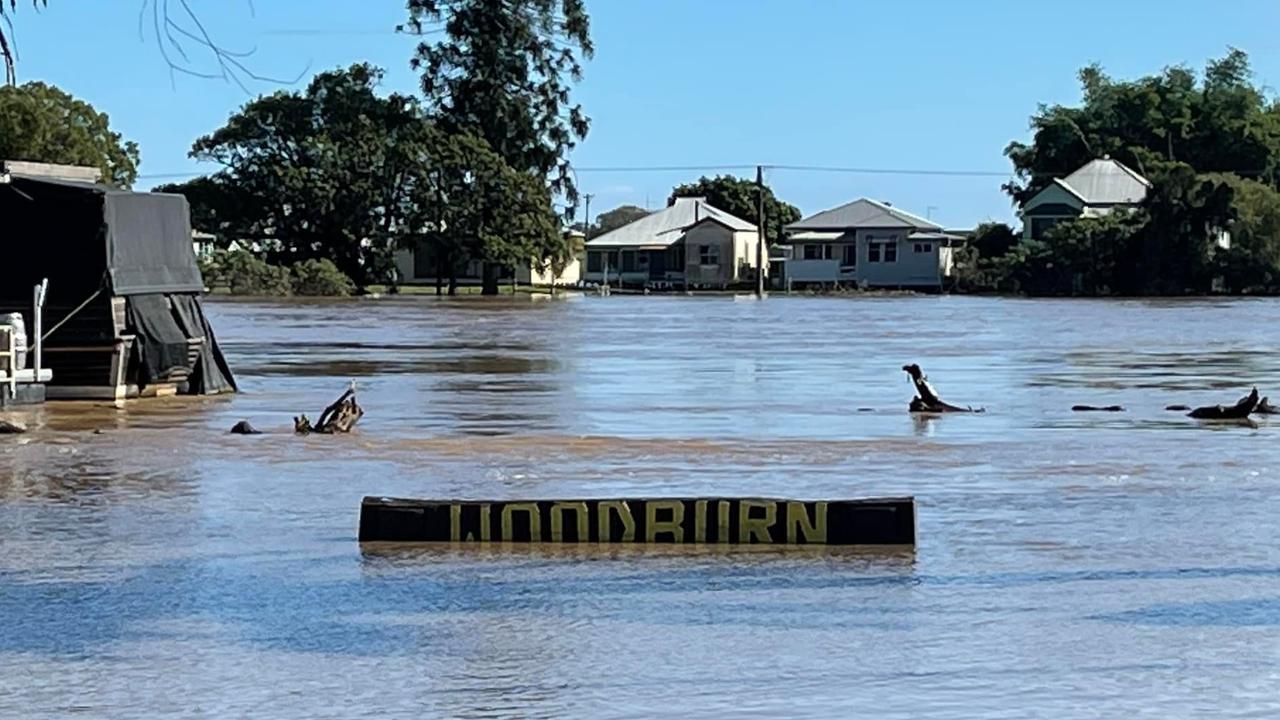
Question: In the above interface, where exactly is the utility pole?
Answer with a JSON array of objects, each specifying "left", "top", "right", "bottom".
[
  {"left": 755, "top": 165, "right": 766, "bottom": 298},
  {"left": 583, "top": 193, "right": 594, "bottom": 239}
]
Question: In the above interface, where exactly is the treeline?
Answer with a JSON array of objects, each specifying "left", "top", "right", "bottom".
[
  {"left": 960, "top": 49, "right": 1280, "bottom": 296},
  {"left": 159, "top": 0, "right": 596, "bottom": 296}
]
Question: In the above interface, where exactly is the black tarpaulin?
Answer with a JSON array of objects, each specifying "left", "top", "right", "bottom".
[
  {"left": 0, "top": 176, "right": 203, "bottom": 299},
  {"left": 105, "top": 192, "right": 204, "bottom": 295},
  {"left": 125, "top": 294, "right": 190, "bottom": 386},
  {"left": 170, "top": 295, "right": 237, "bottom": 394}
]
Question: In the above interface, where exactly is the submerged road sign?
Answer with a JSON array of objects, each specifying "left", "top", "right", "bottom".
[{"left": 358, "top": 496, "right": 916, "bottom": 546}]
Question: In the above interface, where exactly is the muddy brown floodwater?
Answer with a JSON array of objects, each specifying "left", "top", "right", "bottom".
[{"left": 3, "top": 294, "right": 1280, "bottom": 718}]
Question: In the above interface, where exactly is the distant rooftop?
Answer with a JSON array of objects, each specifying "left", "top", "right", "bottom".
[
  {"left": 786, "top": 198, "right": 942, "bottom": 232},
  {"left": 586, "top": 196, "right": 756, "bottom": 248},
  {"left": 1057, "top": 157, "right": 1151, "bottom": 205}
]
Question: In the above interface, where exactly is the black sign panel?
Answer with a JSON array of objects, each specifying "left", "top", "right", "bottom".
[{"left": 358, "top": 496, "right": 915, "bottom": 546}]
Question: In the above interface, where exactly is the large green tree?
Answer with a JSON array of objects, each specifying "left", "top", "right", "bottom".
[
  {"left": 669, "top": 175, "right": 802, "bottom": 244},
  {"left": 181, "top": 64, "right": 425, "bottom": 288},
  {"left": 404, "top": 0, "right": 592, "bottom": 202},
  {"left": 0, "top": 81, "right": 139, "bottom": 186},
  {"left": 402, "top": 128, "right": 564, "bottom": 295},
  {"left": 1004, "top": 49, "right": 1280, "bottom": 205}
]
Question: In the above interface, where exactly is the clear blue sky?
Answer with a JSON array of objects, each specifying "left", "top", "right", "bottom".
[{"left": 8, "top": 0, "right": 1280, "bottom": 227}]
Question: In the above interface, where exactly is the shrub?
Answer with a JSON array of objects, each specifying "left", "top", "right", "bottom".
[
  {"left": 290, "top": 258, "right": 355, "bottom": 296},
  {"left": 203, "top": 249, "right": 292, "bottom": 296}
]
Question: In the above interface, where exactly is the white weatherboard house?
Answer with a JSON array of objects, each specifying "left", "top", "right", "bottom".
[
  {"left": 393, "top": 229, "right": 584, "bottom": 288},
  {"left": 782, "top": 198, "right": 962, "bottom": 289},
  {"left": 583, "top": 197, "right": 761, "bottom": 289},
  {"left": 1019, "top": 157, "right": 1151, "bottom": 241}
]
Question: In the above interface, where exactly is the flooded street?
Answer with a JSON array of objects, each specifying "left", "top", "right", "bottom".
[{"left": 3, "top": 294, "right": 1280, "bottom": 718}]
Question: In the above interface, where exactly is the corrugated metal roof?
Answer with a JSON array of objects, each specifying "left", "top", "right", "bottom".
[
  {"left": 585, "top": 197, "right": 756, "bottom": 248},
  {"left": 1060, "top": 158, "right": 1150, "bottom": 205},
  {"left": 786, "top": 198, "right": 942, "bottom": 232}
]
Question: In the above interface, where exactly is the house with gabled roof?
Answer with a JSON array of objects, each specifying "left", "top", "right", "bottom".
[
  {"left": 583, "top": 196, "right": 761, "bottom": 289},
  {"left": 1019, "top": 157, "right": 1152, "bottom": 241},
  {"left": 781, "top": 198, "right": 963, "bottom": 289}
]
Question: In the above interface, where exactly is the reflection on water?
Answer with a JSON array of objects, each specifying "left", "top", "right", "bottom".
[{"left": 4, "top": 295, "right": 1280, "bottom": 718}]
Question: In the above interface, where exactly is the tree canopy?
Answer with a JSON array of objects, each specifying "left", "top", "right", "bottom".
[
  {"left": 405, "top": 0, "right": 592, "bottom": 203},
  {"left": 1004, "top": 48, "right": 1280, "bottom": 205},
  {"left": 167, "top": 63, "right": 566, "bottom": 294},
  {"left": 178, "top": 64, "right": 422, "bottom": 287},
  {"left": 990, "top": 49, "right": 1280, "bottom": 296},
  {"left": 589, "top": 205, "right": 650, "bottom": 238},
  {"left": 0, "top": 81, "right": 139, "bottom": 186},
  {"left": 669, "top": 175, "right": 801, "bottom": 244}
]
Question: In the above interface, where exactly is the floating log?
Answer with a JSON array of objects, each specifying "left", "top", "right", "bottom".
[
  {"left": 1188, "top": 387, "right": 1259, "bottom": 420},
  {"left": 1072, "top": 405, "right": 1125, "bottom": 412},
  {"left": 295, "top": 382, "right": 364, "bottom": 435},
  {"left": 358, "top": 496, "right": 917, "bottom": 546},
  {"left": 903, "top": 364, "right": 982, "bottom": 413},
  {"left": 1165, "top": 405, "right": 1192, "bottom": 412}
]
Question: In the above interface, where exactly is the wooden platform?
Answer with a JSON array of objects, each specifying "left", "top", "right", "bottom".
[{"left": 358, "top": 496, "right": 916, "bottom": 546}]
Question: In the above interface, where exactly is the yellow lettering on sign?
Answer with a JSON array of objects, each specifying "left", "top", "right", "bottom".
[
  {"left": 479, "top": 503, "right": 492, "bottom": 541},
  {"left": 717, "top": 500, "right": 732, "bottom": 543},
  {"left": 501, "top": 503, "right": 541, "bottom": 541},
  {"left": 550, "top": 502, "right": 590, "bottom": 542},
  {"left": 786, "top": 501, "right": 828, "bottom": 544},
  {"left": 738, "top": 500, "right": 777, "bottom": 544},
  {"left": 456, "top": 503, "right": 491, "bottom": 541},
  {"left": 645, "top": 500, "right": 685, "bottom": 543},
  {"left": 694, "top": 500, "right": 708, "bottom": 543},
  {"left": 597, "top": 501, "right": 635, "bottom": 542}
]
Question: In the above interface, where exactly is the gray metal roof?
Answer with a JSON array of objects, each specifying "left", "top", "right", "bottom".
[
  {"left": 786, "top": 198, "right": 942, "bottom": 232},
  {"left": 1059, "top": 158, "right": 1150, "bottom": 205},
  {"left": 585, "top": 197, "right": 756, "bottom": 248}
]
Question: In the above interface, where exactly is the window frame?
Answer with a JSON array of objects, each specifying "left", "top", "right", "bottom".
[{"left": 699, "top": 243, "right": 720, "bottom": 266}]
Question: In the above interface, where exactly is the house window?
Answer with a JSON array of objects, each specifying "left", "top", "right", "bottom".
[
  {"left": 622, "top": 250, "right": 637, "bottom": 272},
  {"left": 868, "top": 239, "right": 898, "bottom": 263},
  {"left": 841, "top": 244, "right": 857, "bottom": 267},
  {"left": 699, "top": 244, "right": 720, "bottom": 266},
  {"left": 913, "top": 242, "right": 933, "bottom": 253},
  {"left": 587, "top": 251, "right": 602, "bottom": 273},
  {"left": 803, "top": 244, "right": 823, "bottom": 260},
  {"left": 1031, "top": 217, "right": 1064, "bottom": 240}
]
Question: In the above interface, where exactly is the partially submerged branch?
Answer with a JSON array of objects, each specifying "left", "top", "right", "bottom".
[
  {"left": 295, "top": 382, "right": 364, "bottom": 435},
  {"left": 902, "top": 363, "right": 983, "bottom": 413}
]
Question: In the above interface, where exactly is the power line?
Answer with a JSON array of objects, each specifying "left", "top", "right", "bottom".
[
  {"left": 769, "top": 164, "right": 1012, "bottom": 177},
  {"left": 138, "top": 163, "right": 1014, "bottom": 181}
]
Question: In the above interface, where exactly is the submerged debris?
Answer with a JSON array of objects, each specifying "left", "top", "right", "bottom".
[
  {"left": 1165, "top": 405, "right": 1192, "bottom": 412},
  {"left": 902, "top": 364, "right": 983, "bottom": 413},
  {"left": 295, "top": 382, "right": 364, "bottom": 435},
  {"left": 0, "top": 420, "right": 27, "bottom": 434},
  {"left": 1255, "top": 397, "right": 1280, "bottom": 415},
  {"left": 1188, "top": 387, "right": 1259, "bottom": 420},
  {"left": 1072, "top": 405, "right": 1125, "bottom": 412},
  {"left": 229, "top": 420, "right": 263, "bottom": 435}
]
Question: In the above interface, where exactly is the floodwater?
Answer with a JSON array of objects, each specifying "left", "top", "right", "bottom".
[{"left": 3, "top": 294, "right": 1280, "bottom": 718}]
